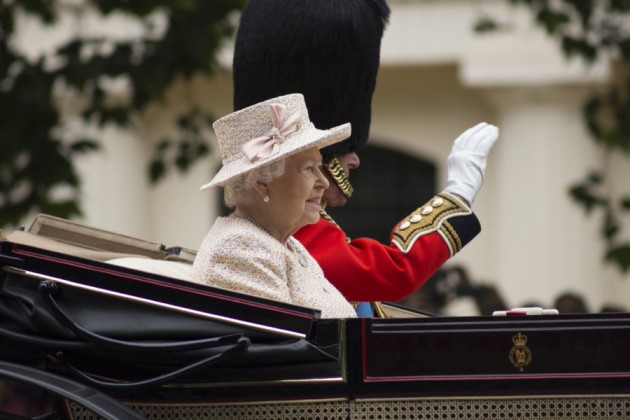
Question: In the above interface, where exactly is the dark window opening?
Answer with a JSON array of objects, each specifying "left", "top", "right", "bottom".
[{"left": 323, "top": 144, "right": 436, "bottom": 243}]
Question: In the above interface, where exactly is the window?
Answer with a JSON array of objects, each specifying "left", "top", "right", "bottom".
[{"left": 325, "top": 144, "right": 436, "bottom": 243}]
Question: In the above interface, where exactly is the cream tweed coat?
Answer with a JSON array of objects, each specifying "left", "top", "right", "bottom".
[{"left": 192, "top": 217, "right": 357, "bottom": 319}]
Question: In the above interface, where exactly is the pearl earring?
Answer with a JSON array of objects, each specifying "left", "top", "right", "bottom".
[{"left": 263, "top": 195, "right": 270, "bottom": 203}]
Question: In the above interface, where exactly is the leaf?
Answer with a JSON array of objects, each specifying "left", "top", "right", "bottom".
[
  {"left": 175, "top": 141, "right": 193, "bottom": 172},
  {"left": 149, "top": 160, "right": 166, "bottom": 183},
  {"left": 20, "top": 1, "right": 57, "bottom": 25},
  {"left": 616, "top": 38, "right": 630, "bottom": 59},
  {"left": 474, "top": 18, "right": 500, "bottom": 34},
  {"left": 568, "top": 182, "right": 605, "bottom": 214},
  {"left": 605, "top": 244, "right": 630, "bottom": 273},
  {"left": 157, "top": 139, "right": 171, "bottom": 152},
  {"left": 510, "top": 0, "right": 533, "bottom": 6},
  {"left": 177, "top": 115, "right": 192, "bottom": 130},
  {"left": 69, "top": 139, "right": 100, "bottom": 154},
  {"left": 197, "top": 142, "right": 210, "bottom": 157},
  {"left": 587, "top": 171, "right": 603, "bottom": 184},
  {"left": 561, "top": 35, "right": 597, "bottom": 63},
  {"left": 97, "top": 107, "right": 132, "bottom": 127},
  {"left": 583, "top": 96, "right": 606, "bottom": 140},
  {"left": 603, "top": 210, "right": 620, "bottom": 240},
  {"left": 610, "top": 0, "right": 630, "bottom": 12},
  {"left": 39, "top": 199, "right": 82, "bottom": 219},
  {"left": 565, "top": 0, "right": 594, "bottom": 28},
  {"left": 536, "top": 8, "right": 570, "bottom": 35}
]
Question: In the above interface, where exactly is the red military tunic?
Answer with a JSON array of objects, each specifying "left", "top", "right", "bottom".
[{"left": 293, "top": 193, "right": 481, "bottom": 302}]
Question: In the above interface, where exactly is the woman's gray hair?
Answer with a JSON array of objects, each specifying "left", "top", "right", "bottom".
[{"left": 223, "top": 159, "right": 287, "bottom": 207}]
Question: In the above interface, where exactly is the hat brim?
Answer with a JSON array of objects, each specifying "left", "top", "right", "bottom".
[{"left": 200, "top": 122, "right": 351, "bottom": 190}]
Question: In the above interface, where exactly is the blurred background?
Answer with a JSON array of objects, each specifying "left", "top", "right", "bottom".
[{"left": 2, "top": 0, "right": 630, "bottom": 316}]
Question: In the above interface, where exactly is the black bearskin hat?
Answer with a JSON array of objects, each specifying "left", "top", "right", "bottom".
[{"left": 233, "top": 0, "right": 390, "bottom": 158}]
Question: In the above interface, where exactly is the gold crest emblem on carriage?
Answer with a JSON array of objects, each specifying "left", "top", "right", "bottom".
[{"left": 508, "top": 332, "right": 532, "bottom": 372}]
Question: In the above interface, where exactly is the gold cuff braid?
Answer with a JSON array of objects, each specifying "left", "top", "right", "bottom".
[
  {"left": 324, "top": 156, "right": 354, "bottom": 198},
  {"left": 391, "top": 193, "right": 470, "bottom": 256}
]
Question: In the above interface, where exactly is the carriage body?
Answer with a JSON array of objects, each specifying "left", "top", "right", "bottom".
[{"left": 2, "top": 216, "right": 630, "bottom": 419}]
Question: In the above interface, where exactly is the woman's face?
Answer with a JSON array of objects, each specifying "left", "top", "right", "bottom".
[{"left": 266, "top": 147, "right": 329, "bottom": 235}]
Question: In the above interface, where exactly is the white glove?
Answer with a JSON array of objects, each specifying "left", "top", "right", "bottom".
[{"left": 443, "top": 122, "right": 499, "bottom": 205}]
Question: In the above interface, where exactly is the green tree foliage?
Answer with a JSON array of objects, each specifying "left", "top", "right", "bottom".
[
  {"left": 0, "top": 0, "right": 245, "bottom": 227},
  {"left": 476, "top": 0, "right": 630, "bottom": 273}
]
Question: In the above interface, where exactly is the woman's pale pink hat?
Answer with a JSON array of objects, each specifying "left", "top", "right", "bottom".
[{"left": 200, "top": 94, "right": 351, "bottom": 190}]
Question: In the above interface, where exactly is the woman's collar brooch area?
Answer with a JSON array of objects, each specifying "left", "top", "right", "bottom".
[
  {"left": 233, "top": 209, "right": 308, "bottom": 267},
  {"left": 286, "top": 238, "right": 309, "bottom": 268}
]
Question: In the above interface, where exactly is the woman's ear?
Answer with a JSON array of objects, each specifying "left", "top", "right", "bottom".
[{"left": 253, "top": 181, "right": 268, "bottom": 199}]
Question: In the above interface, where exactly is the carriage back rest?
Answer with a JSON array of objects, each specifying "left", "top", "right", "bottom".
[{"left": 7, "top": 214, "right": 196, "bottom": 264}]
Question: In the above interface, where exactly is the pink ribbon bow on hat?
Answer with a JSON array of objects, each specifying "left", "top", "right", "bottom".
[{"left": 242, "top": 103, "right": 301, "bottom": 162}]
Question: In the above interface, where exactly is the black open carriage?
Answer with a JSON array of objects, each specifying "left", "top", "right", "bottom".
[{"left": 2, "top": 215, "right": 630, "bottom": 419}]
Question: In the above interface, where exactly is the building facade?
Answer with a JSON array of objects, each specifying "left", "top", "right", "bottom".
[{"left": 12, "top": 0, "right": 630, "bottom": 312}]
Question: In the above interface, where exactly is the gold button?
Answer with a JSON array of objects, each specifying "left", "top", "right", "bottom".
[
  {"left": 431, "top": 197, "right": 444, "bottom": 207},
  {"left": 421, "top": 205, "right": 433, "bottom": 215},
  {"left": 399, "top": 221, "right": 411, "bottom": 230},
  {"left": 410, "top": 214, "right": 422, "bottom": 223}
]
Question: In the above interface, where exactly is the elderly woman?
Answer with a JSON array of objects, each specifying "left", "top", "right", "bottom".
[{"left": 192, "top": 94, "right": 357, "bottom": 318}]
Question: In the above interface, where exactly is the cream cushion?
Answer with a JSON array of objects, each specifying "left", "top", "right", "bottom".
[{"left": 107, "top": 257, "right": 194, "bottom": 281}]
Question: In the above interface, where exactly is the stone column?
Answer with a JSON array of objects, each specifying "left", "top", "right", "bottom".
[{"left": 478, "top": 87, "right": 608, "bottom": 308}]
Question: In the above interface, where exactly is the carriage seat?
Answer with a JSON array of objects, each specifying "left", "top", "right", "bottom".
[
  {"left": 107, "top": 257, "right": 194, "bottom": 281},
  {"left": 6, "top": 214, "right": 197, "bottom": 282}
]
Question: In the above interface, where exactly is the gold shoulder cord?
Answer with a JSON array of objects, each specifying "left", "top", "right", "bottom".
[
  {"left": 319, "top": 209, "right": 343, "bottom": 232},
  {"left": 391, "top": 193, "right": 469, "bottom": 256},
  {"left": 372, "top": 302, "right": 388, "bottom": 318}
]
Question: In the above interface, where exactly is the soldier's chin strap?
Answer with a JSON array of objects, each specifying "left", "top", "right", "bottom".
[{"left": 324, "top": 156, "right": 354, "bottom": 198}]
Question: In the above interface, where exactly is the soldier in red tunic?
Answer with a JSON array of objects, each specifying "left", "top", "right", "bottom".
[{"left": 232, "top": 0, "right": 498, "bottom": 316}]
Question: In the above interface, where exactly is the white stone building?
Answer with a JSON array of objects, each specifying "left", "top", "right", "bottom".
[{"left": 11, "top": 0, "right": 630, "bottom": 313}]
